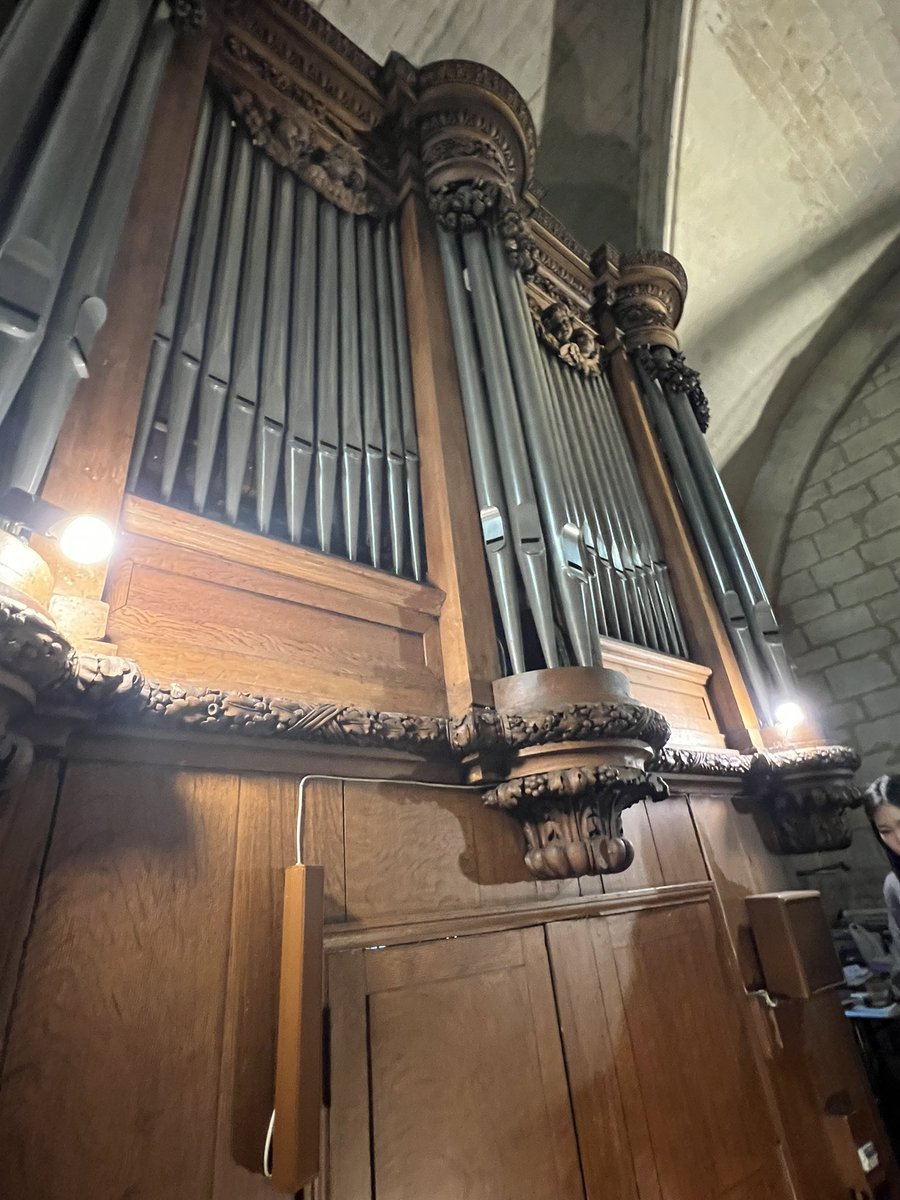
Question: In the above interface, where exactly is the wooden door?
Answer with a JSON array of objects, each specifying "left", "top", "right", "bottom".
[
  {"left": 328, "top": 928, "right": 584, "bottom": 1200},
  {"left": 547, "top": 900, "right": 792, "bottom": 1200}
]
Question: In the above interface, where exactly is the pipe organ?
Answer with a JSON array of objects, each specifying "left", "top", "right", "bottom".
[{"left": 0, "top": 3, "right": 893, "bottom": 1199}]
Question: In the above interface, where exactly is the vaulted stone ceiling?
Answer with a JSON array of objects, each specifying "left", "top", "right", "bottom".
[{"left": 293, "top": 1, "right": 900, "bottom": 502}]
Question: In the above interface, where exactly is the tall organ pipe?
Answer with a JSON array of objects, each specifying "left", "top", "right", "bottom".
[
  {"left": 0, "top": 0, "right": 150, "bottom": 428},
  {"left": 373, "top": 221, "right": 407, "bottom": 575},
  {"left": 589, "top": 373, "right": 687, "bottom": 656},
  {"left": 356, "top": 219, "right": 384, "bottom": 569},
  {"left": 437, "top": 227, "right": 526, "bottom": 673},
  {"left": 486, "top": 233, "right": 594, "bottom": 666},
  {"left": 193, "top": 128, "right": 252, "bottom": 511},
  {"left": 225, "top": 152, "right": 272, "bottom": 522},
  {"left": 654, "top": 347, "right": 795, "bottom": 700},
  {"left": 338, "top": 211, "right": 363, "bottom": 562},
  {"left": 128, "top": 95, "right": 211, "bottom": 492},
  {"left": 255, "top": 167, "right": 293, "bottom": 534},
  {"left": 461, "top": 230, "right": 559, "bottom": 668},
  {"left": 636, "top": 354, "right": 773, "bottom": 718},
  {"left": 285, "top": 186, "right": 317, "bottom": 543},
  {"left": 387, "top": 220, "right": 423, "bottom": 581},
  {"left": 160, "top": 103, "right": 231, "bottom": 502},
  {"left": 314, "top": 198, "right": 340, "bottom": 551},
  {"left": 5, "top": 13, "right": 173, "bottom": 496}
]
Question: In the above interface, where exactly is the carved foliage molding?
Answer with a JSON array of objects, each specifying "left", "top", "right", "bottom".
[
  {"left": 592, "top": 245, "right": 688, "bottom": 352},
  {"left": 636, "top": 347, "right": 710, "bottom": 434},
  {"left": 530, "top": 300, "right": 602, "bottom": 375}
]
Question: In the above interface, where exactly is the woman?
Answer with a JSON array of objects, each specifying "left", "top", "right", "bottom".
[{"left": 865, "top": 774, "right": 900, "bottom": 972}]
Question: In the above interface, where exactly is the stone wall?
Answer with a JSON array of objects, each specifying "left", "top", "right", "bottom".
[{"left": 778, "top": 339, "right": 900, "bottom": 912}]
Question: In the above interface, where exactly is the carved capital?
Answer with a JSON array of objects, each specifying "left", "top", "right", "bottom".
[
  {"left": 485, "top": 765, "right": 668, "bottom": 878},
  {"left": 738, "top": 745, "right": 862, "bottom": 854},
  {"left": 591, "top": 245, "right": 688, "bottom": 351}
]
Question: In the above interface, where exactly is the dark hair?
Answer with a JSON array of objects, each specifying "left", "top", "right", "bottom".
[{"left": 865, "top": 775, "right": 900, "bottom": 878}]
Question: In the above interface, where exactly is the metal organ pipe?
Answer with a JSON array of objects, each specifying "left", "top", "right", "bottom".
[
  {"left": 0, "top": 0, "right": 150, "bottom": 428},
  {"left": 314, "top": 198, "right": 340, "bottom": 552},
  {"left": 356, "top": 218, "right": 385, "bottom": 569},
  {"left": 5, "top": 13, "right": 174, "bottom": 496},
  {"left": 286, "top": 186, "right": 318, "bottom": 544},
  {"left": 338, "top": 211, "right": 363, "bottom": 563},
  {"left": 373, "top": 222, "right": 407, "bottom": 577},
  {"left": 437, "top": 227, "right": 526, "bottom": 673},
  {"left": 128, "top": 95, "right": 212, "bottom": 493}
]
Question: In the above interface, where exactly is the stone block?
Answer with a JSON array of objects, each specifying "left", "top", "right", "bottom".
[
  {"left": 789, "top": 507, "right": 826, "bottom": 538},
  {"left": 781, "top": 536, "right": 820, "bottom": 575},
  {"left": 778, "top": 569, "right": 818, "bottom": 605},
  {"left": 872, "top": 591, "right": 900, "bottom": 623},
  {"left": 872, "top": 462, "right": 900, "bottom": 501},
  {"left": 784, "top": 627, "right": 809, "bottom": 656},
  {"left": 795, "top": 645, "right": 839, "bottom": 674},
  {"left": 805, "top": 603, "right": 873, "bottom": 647},
  {"left": 861, "top": 530, "right": 900, "bottom": 566},
  {"left": 834, "top": 566, "right": 895, "bottom": 607},
  {"left": 864, "top": 494, "right": 900, "bottom": 538},
  {"left": 829, "top": 699, "right": 865, "bottom": 728},
  {"left": 798, "top": 481, "right": 828, "bottom": 510},
  {"left": 811, "top": 548, "right": 864, "bottom": 587},
  {"left": 864, "top": 382, "right": 900, "bottom": 422},
  {"left": 835, "top": 627, "right": 893, "bottom": 660},
  {"left": 808, "top": 443, "right": 847, "bottom": 484},
  {"left": 814, "top": 516, "right": 861, "bottom": 559},
  {"left": 825, "top": 654, "right": 894, "bottom": 701},
  {"left": 821, "top": 484, "right": 873, "bottom": 522},
  {"left": 864, "top": 686, "right": 900, "bottom": 719},
  {"left": 842, "top": 412, "right": 900, "bottom": 465},
  {"left": 857, "top": 713, "right": 900, "bottom": 755},
  {"left": 790, "top": 592, "right": 836, "bottom": 625},
  {"left": 829, "top": 449, "right": 893, "bottom": 495}
]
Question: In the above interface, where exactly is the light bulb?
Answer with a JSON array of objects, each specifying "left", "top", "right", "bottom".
[
  {"left": 58, "top": 514, "right": 114, "bottom": 565},
  {"left": 774, "top": 700, "right": 805, "bottom": 732}
]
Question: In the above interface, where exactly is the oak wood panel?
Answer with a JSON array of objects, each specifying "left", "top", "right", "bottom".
[
  {"left": 0, "top": 763, "right": 240, "bottom": 1200},
  {"left": 546, "top": 919, "right": 642, "bottom": 1200},
  {"left": 365, "top": 927, "right": 584, "bottom": 1199},
  {"left": 327, "top": 950, "right": 372, "bottom": 1200},
  {"left": 343, "top": 780, "right": 537, "bottom": 923},
  {"left": 212, "top": 774, "right": 296, "bottom": 1199},
  {"left": 38, "top": 33, "right": 211, "bottom": 608},
  {"left": 599, "top": 637, "right": 724, "bottom": 749},
  {"left": 646, "top": 796, "right": 708, "bottom": 885},
  {"left": 603, "top": 330, "right": 763, "bottom": 752},
  {"left": 602, "top": 901, "right": 790, "bottom": 1200},
  {"left": 401, "top": 192, "right": 499, "bottom": 713},
  {"left": 600, "top": 800, "right": 665, "bottom": 896},
  {"left": 0, "top": 759, "right": 60, "bottom": 1063},
  {"left": 122, "top": 496, "right": 444, "bottom": 618}
]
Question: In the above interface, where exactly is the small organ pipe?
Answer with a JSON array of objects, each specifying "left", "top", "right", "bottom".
[
  {"left": 285, "top": 186, "right": 317, "bottom": 543},
  {"left": 338, "top": 210, "right": 363, "bottom": 562},
  {"left": 314, "top": 199, "right": 340, "bottom": 551},
  {"left": 387, "top": 219, "right": 423, "bottom": 581},
  {"left": 373, "top": 221, "right": 406, "bottom": 575},
  {"left": 128, "top": 95, "right": 211, "bottom": 492},
  {"left": 357, "top": 218, "right": 384, "bottom": 569},
  {"left": 160, "top": 102, "right": 231, "bottom": 501}
]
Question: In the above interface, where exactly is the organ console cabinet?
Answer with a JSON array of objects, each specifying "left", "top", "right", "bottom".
[{"left": 0, "top": 2, "right": 893, "bottom": 1198}]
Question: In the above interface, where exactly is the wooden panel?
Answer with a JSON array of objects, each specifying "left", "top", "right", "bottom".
[
  {"left": 343, "top": 781, "right": 537, "bottom": 923},
  {"left": 600, "top": 637, "right": 725, "bottom": 749},
  {"left": 546, "top": 919, "right": 642, "bottom": 1200},
  {"left": 646, "top": 795, "right": 708, "bottom": 885},
  {"left": 602, "top": 901, "right": 789, "bottom": 1200},
  {"left": 601, "top": 800, "right": 665, "bottom": 895},
  {"left": 365, "top": 927, "right": 584, "bottom": 1199},
  {"left": 211, "top": 774, "right": 295, "bottom": 1199},
  {"left": 108, "top": 570, "right": 445, "bottom": 716},
  {"left": 0, "top": 759, "right": 60, "bottom": 1059},
  {"left": 0, "top": 764, "right": 240, "bottom": 1199},
  {"left": 328, "top": 950, "right": 371, "bottom": 1200}
]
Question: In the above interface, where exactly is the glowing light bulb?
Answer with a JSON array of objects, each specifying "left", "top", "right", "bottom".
[
  {"left": 58, "top": 515, "right": 114, "bottom": 565},
  {"left": 774, "top": 700, "right": 804, "bottom": 732}
]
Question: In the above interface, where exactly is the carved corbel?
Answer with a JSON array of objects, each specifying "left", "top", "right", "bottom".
[
  {"left": 737, "top": 746, "right": 862, "bottom": 854},
  {"left": 485, "top": 765, "right": 667, "bottom": 878}
]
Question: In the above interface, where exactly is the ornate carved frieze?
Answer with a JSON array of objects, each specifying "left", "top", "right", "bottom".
[
  {"left": 592, "top": 245, "right": 688, "bottom": 352},
  {"left": 530, "top": 300, "right": 602, "bottom": 375},
  {"left": 484, "top": 765, "right": 668, "bottom": 878},
  {"left": 502, "top": 700, "right": 670, "bottom": 753},
  {"left": 739, "top": 745, "right": 863, "bottom": 854}
]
